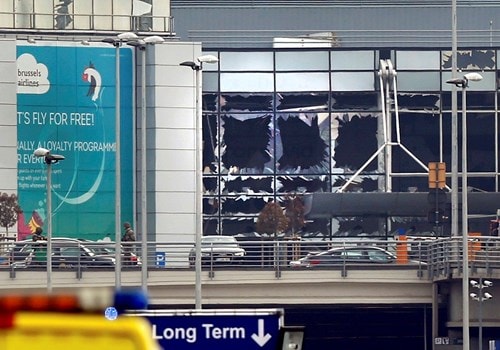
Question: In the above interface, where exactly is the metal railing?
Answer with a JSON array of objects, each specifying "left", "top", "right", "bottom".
[
  {"left": 427, "top": 236, "right": 500, "bottom": 279},
  {"left": 0, "top": 11, "right": 175, "bottom": 35},
  {"left": 0, "top": 237, "right": 430, "bottom": 278},
  {"left": 4, "top": 236, "right": 500, "bottom": 281}
]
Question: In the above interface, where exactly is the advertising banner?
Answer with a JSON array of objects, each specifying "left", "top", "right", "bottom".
[{"left": 16, "top": 44, "right": 134, "bottom": 241}]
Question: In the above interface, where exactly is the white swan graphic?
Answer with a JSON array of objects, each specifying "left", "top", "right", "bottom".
[{"left": 82, "top": 63, "right": 102, "bottom": 101}]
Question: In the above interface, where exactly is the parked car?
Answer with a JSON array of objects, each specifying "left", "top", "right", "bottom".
[
  {"left": 3, "top": 238, "right": 116, "bottom": 268},
  {"left": 290, "top": 245, "right": 426, "bottom": 268},
  {"left": 189, "top": 235, "right": 246, "bottom": 266},
  {"left": 77, "top": 239, "right": 141, "bottom": 266}
]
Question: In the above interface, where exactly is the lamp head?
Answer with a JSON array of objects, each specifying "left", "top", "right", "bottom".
[
  {"left": 33, "top": 148, "right": 50, "bottom": 157},
  {"left": 117, "top": 32, "right": 138, "bottom": 41},
  {"left": 197, "top": 54, "right": 219, "bottom": 64},
  {"left": 180, "top": 61, "right": 199, "bottom": 70},
  {"left": 144, "top": 35, "right": 165, "bottom": 44},
  {"left": 127, "top": 40, "right": 146, "bottom": 49},
  {"left": 101, "top": 37, "right": 117, "bottom": 45},
  {"left": 464, "top": 72, "right": 483, "bottom": 82},
  {"left": 446, "top": 78, "right": 466, "bottom": 88}
]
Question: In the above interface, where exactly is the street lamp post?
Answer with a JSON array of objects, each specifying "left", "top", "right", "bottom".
[
  {"left": 180, "top": 54, "right": 219, "bottom": 310},
  {"left": 446, "top": 72, "right": 483, "bottom": 350},
  {"left": 102, "top": 32, "right": 138, "bottom": 290},
  {"left": 470, "top": 278, "right": 493, "bottom": 350},
  {"left": 33, "top": 147, "right": 65, "bottom": 293},
  {"left": 127, "top": 35, "right": 164, "bottom": 292}
]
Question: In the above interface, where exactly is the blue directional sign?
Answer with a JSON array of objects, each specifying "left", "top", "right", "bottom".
[{"left": 129, "top": 309, "right": 283, "bottom": 350}]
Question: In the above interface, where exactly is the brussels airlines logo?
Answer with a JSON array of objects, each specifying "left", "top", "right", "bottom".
[
  {"left": 17, "top": 53, "right": 50, "bottom": 94},
  {"left": 82, "top": 62, "right": 102, "bottom": 101}
]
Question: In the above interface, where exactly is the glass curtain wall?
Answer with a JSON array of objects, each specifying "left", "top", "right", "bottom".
[{"left": 200, "top": 48, "right": 499, "bottom": 239}]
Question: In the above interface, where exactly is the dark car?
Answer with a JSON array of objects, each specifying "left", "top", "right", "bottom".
[
  {"left": 77, "top": 239, "right": 141, "bottom": 266},
  {"left": 189, "top": 235, "right": 246, "bottom": 266},
  {"left": 4, "top": 238, "right": 116, "bottom": 268},
  {"left": 290, "top": 245, "right": 425, "bottom": 268}
]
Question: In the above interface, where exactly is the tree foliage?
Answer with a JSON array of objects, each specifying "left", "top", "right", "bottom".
[
  {"left": 0, "top": 193, "right": 21, "bottom": 236},
  {"left": 256, "top": 201, "right": 289, "bottom": 237},
  {"left": 284, "top": 195, "right": 305, "bottom": 236}
]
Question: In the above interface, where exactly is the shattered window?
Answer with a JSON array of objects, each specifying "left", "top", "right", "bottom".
[
  {"left": 441, "top": 112, "right": 497, "bottom": 174},
  {"left": 221, "top": 196, "right": 268, "bottom": 216},
  {"left": 276, "top": 113, "right": 330, "bottom": 174},
  {"left": 220, "top": 114, "right": 274, "bottom": 174},
  {"left": 442, "top": 50, "right": 496, "bottom": 70},
  {"left": 222, "top": 176, "right": 273, "bottom": 195},
  {"left": 331, "top": 92, "right": 379, "bottom": 111},
  {"left": 277, "top": 92, "right": 329, "bottom": 112},
  {"left": 466, "top": 112, "right": 496, "bottom": 173},
  {"left": 220, "top": 93, "right": 273, "bottom": 112},
  {"left": 397, "top": 93, "right": 440, "bottom": 111},
  {"left": 331, "top": 113, "right": 378, "bottom": 172},
  {"left": 441, "top": 91, "right": 496, "bottom": 111},
  {"left": 203, "top": 113, "right": 218, "bottom": 174},
  {"left": 200, "top": 48, "right": 499, "bottom": 238},
  {"left": 276, "top": 175, "right": 329, "bottom": 194}
]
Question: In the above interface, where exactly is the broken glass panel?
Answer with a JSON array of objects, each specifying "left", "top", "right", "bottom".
[
  {"left": 466, "top": 112, "right": 495, "bottom": 173},
  {"left": 441, "top": 112, "right": 496, "bottom": 181},
  {"left": 442, "top": 50, "right": 496, "bottom": 70},
  {"left": 220, "top": 114, "right": 274, "bottom": 174},
  {"left": 276, "top": 175, "right": 329, "bottom": 193},
  {"left": 203, "top": 218, "right": 219, "bottom": 236},
  {"left": 331, "top": 92, "right": 379, "bottom": 111},
  {"left": 221, "top": 217, "right": 260, "bottom": 236},
  {"left": 332, "top": 175, "right": 379, "bottom": 192},
  {"left": 397, "top": 93, "right": 440, "bottom": 111},
  {"left": 441, "top": 91, "right": 496, "bottom": 111},
  {"left": 220, "top": 93, "right": 273, "bottom": 112},
  {"left": 220, "top": 196, "right": 268, "bottom": 216},
  {"left": 221, "top": 176, "right": 273, "bottom": 194},
  {"left": 276, "top": 92, "right": 329, "bottom": 112},
  {"left": 393, "top": 111, "right": 441, "bottom": 173},
  {"left": 203, "top": 197, "right": 219, "bottom": 215},
  {"left": 203, "top": 114, "right": 219, "bottom": 173},
  {"left": 276, "top": 113, "right": 330, "bottom": 174},
  {"left": 203, "top": 176, "right": 218, "bottom": 195},
  {"left": 468, "top": 177, "right": 497, "bottom": 192},
  {"left": 331, "top": 113, "right": 378, "bottom": 172},
  {"left": 203, "top": 93, "right": 218, "bottom": 112}
]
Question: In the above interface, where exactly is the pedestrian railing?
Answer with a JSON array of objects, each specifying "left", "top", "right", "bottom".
[{"left": 4, "top": 236, "right": 500, "bottom": 281}]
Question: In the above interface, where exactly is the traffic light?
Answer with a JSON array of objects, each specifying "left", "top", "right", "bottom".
[{"left": 428, "top": 162, "right": 446, "bottom": 189}]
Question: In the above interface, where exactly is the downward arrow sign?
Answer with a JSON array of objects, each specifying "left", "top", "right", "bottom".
[{"left": 251, "top": 319, "right": 272, "bottom": 347}]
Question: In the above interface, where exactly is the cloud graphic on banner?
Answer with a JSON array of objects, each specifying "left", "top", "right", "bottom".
[{"left": 17, "top": 53, "right": 50, "bottom": 94}]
